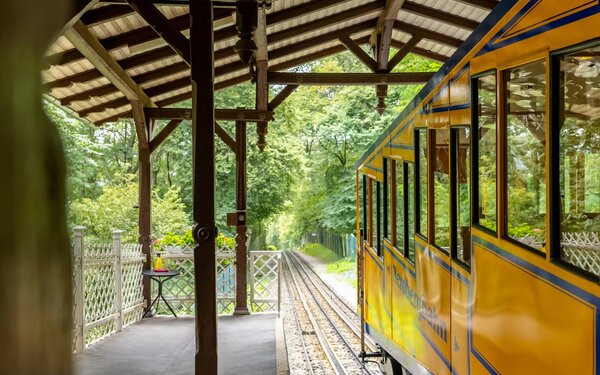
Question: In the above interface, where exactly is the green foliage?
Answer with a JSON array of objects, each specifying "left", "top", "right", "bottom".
[{"left": 69, "top": 174, "right": 190, "bottom": 242}]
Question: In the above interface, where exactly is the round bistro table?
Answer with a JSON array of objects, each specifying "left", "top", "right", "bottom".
[{"left": 141, "top": 270, "right": 180, "bottom": 318}]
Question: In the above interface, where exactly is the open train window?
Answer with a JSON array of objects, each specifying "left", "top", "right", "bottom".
[
  {"left": 451, "top": 127, "right": 471, "bottom": 266},
  {"left": 472, "top": 71, "right": 498, "bottom": 233},
  {"left": 384, "top": 158, "right": 391, "bottom": 242},
  {"left": 433, "top": 129, "right": 450, "bottom": 251},
  {"left": 415, "top": 128, "right": 428, "bottom": 239},
  {"left": 504, "top": 60, "right": 547, "bottom": 253},
  {"left": 550, "top": 43, "right": 600, "bottom": 278}
]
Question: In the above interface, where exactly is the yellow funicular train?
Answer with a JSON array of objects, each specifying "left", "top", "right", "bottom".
[{"left": 354, "top": 0, "right": 600, "bottom": 374}]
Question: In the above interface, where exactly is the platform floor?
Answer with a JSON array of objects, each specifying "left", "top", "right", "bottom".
[{"left": 74, "top": 314, "right": 280, "bottom": 375}]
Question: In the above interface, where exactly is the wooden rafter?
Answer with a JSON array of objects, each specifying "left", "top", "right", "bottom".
[
  {"left": 148, "top": 119, "right": 183, "bottom": 154},
  {"left": 402, "top": 2, "right": 479, "bottom": 30},
  {"left": 63, "top": 20, "right": 154, "bottom": 107},
  {"left": 145, "top": 108, "right": 274, "bottom": 122},
  {"left": 267, "top": 72, "right": 434, "bottom": 85},
  {"left": 393, "top": 20, "right": 463, "bottom": 48},
  {"left": 339, "top": 35, "right": 378, "bottom": 72},
  {"left": 387, "top": 35, "right": 422, "bottom": 71},
  {"left": 63, "top": 0, "right": 100, "bottom": 33},
  {"left": 127, "top": 0, "right": 191, "bottom": 64},
  {"left": 268, "top": 85, "right": 299, "bottom": 111},
  {"left": 80, "top": 4, "right": 134, "bottom": 26}
]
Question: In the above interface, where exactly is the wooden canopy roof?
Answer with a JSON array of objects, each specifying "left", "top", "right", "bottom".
[{"left": 43, "top": 0, "right": 498, "bottom": 125}]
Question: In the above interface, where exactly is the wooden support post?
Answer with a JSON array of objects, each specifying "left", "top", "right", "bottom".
[
  {"left": 132, "top": 101, "right": 153, "bottom": 309},
  {"left": 190, "top": 0, "right": 218, "bottom": 373},
  {"left": 234, "top": 120, "right": 249, "bottom": 315}
]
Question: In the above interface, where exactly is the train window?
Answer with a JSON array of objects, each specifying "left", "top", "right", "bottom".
[
  {"left": 376, "top": 181, "right": 383, "bottom": 256},
  {"left": 433, "top": 129, "right": 451, "bottom": 250},
  {"left": 473, "top": 72, "right": 498, "bottom": 232},
  {"left": 395, "top": 160, "right": 405, "bottom": 251},
  {"left": 554, "top": 45, "right": 600, "bottom": 276},
  {"left": 505, "top": 60, "right": 547, "bottom": 253},
  {"left": 406, "top": 162, "right": 416, "bottom": 262},
  {"left": 362, "top": 174, "right": 368, "bottom": 243},
  {"left": 384, "top": 158, "right": 391, "bottom": 241},
  {"left": 452, "top": 127, "right": 471, "bottom": 265},
  {"left": 415, "top": 128, "right": 428, "bottom": 238},
  {"left": 369, "top": 178, "right": 374, "bottom": 246}
]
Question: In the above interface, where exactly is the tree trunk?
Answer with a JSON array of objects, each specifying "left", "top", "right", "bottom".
[{"left": 0, "top": 1, "right": 72, "bottom": 374}]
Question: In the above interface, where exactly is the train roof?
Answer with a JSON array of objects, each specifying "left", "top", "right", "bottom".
[{"left": 354, "top": 0, "right": 518, "bottom": 170}]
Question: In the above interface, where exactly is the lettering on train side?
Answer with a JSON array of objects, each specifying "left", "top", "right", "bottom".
[{"left": 393, "top": 265, "right": 448, "bottom": 343}]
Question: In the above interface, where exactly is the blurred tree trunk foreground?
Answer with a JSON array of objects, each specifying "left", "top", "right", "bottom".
[{"left": 0, "top": 1, "right": 72, "bottom": 374}]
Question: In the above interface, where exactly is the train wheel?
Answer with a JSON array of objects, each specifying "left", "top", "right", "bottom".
[{"left": 383, "top": 352, "right": 406, "bottom": 375}]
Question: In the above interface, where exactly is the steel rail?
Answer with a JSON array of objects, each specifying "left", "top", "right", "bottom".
[
  {"left": 283, "top": 254, "right": 348, "bottom": 375},
  {"left": 287, "top": 251, "right": 378, "bottom": 352},
  {"left": 281, "top": 258, "right": 316, "bottom": 375},
  {"left": 284, "top": 251, "right": 379, "bottom": 375}
]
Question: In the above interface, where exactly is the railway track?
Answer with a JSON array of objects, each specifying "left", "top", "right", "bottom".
[{"left": 282, "top": 250, "right": 382, "bottom": 375}]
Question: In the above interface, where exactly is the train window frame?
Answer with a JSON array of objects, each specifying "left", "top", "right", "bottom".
[
  {"left": 405, "top": 162, "right": 416, "bottom": 263},
  {"left": 376, "top": 180, "right": 383, "bottom": 256},
  {"left": 450, "top": 126, "right": 472, "bottom": 270},
  {"left": 471, "top": 69, "right": 499, "bottom": 237},
  {"left": 549, "top": 40, "right": 600, "bottom": 281},
  {"left": 415, "top": 127, "right": 428, "bottom": 241},
  {"left": 432, "top": 128, "right": 451, "bottom": 254},
  {"left": 362, "top": 174, "right": 368, "bottom": 245},
  {"left": 501, "top": 59, "right": 548, "bottom": 256},
  {"left": 384, "top": 158, "right": 392, "bottom": 242}
]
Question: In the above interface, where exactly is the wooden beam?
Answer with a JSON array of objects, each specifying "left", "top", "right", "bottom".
[
  {"left": 255, "top": 7, "right": 269, "bottom": 151},
  {"left": 148, "top": 119, "right": 182, "bottom": 153},
  {"left": 80, "top": 4, "right": 135, "bottom": 26},
  {"left": 268, "top": 85, "right": 299, "bottom": 111},
  {"left": 339, "top": 36, "right": 378, "bottom": 72},
  {"left": 393, "top": 20, "right": 463, "bottom": 48},
  {"left": 387, "top": 35, "right": 422, "bottom": 71},
  {"left": 64, "top": 20, "right": 154, "bottom": 106},
  {"left": 267, "top": 72, "right": 434, "bottom": 85},
  {"left": 402, "top": 2, "right": 479, "bottom": 30},
  {"left": 371, "top": 0, "right": 405, "bottom": 70},
  {"left": 455, "top": 0, "right": 498, "bottom": 11},
  {"left": 215, "top": 122, "right": 236, "bottom": 152},
  {"left": 127, "top": 0, "right": 191, "bottom": 64},
  {"left": 63, "top": 0, "right": 101, "bottom": 32},
  {"left": 145, "top": 107, "right": 274, "bottom": 122}
]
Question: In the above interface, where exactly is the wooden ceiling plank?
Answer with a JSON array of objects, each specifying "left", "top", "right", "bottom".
[
  {"left": 267, "top": 72, "right": 434, "bottom": 85},
  {"left": 339, "top": 36, "right": 378, "bottom": 73},
  {"left": 455, "top": 0, "right": 498, "bottom": 11},
  {"left": 402, "top": 2, "right": 479, "bottom": 30},
  {"left": 63, "top": 20, "right": 154, "bottom": 107},
  {"left": 80, "top": 4, "right": 134, "bottom": 26},
  {"left": 127, "top": 0, "right": 191, "bottom": 64},
  {"left": 387, "top": 35, "right": 422, "bottom": 71},
  {"left": 268, "top": 85, "right": 299, "bottom": 111}
]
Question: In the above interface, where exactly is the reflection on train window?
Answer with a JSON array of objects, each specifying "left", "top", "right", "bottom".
[
  {"left": 384, "top": 158, "right": 391, "bottom": 241},
  {"left": 406, "top": 163, "right": 416, "bottom": 262},
  {"left": 416, "top": 128, "right": 428, "bottom": 238},
  {"left": 376, "top": 181, "right": 383, "bottom": 256},
  {"left": 395, "top": 160, "right": 404, "bottom": 251},
  {"left": 505, "top": 60, "right": 547, "bottom": 252},
  {"left": 475, "top": 73, "right": 497, "bottom": 231},
  {"left": 558, "top": 46, "right": 600, "bottom": 276},
  {"left": 453, "top": 127, "right": 471, "bottom": 264},
  {"left": 434, "top": 129, "right": 450, "bottom": 250},
  {"left": 361, "top": 174, "right": 367, "bottom": 243},
  {"left": 369, "top": 178, "right": 375, "bottom": 246}
]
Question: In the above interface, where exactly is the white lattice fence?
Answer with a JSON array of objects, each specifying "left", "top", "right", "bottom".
[
  {"left": 562, "top": 231, "right": 600, "bottom": 276},
  {"left": 152, "top": 244, "right": 237, "bottom": 316},
  {"left": 250, "top": 251, "right": 281, "bottom": 313},
  {"left": 72, "top": 228, "right": 145, "bottom": 353}
]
